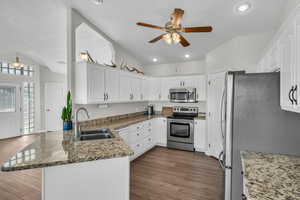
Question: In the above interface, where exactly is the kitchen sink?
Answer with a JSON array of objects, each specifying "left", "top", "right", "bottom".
[{"left": 79, "top": 128, "right": 115, "bottom": 141}]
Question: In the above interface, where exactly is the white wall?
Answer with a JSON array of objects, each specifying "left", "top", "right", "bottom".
[
  {"left": 39, "top": 66, "right": 66, "bottom": 130},
  {"left": 144, "top": 60, "right": 206, "bottom": 77},
  {"left": 76, "top": 23, "right": 114, "bottom": 65},
  {"left": 205, "top": 32, "right": 274, "bottom": 73},
  {"left": 74, "top": 102, "right": 148, "bottom": 121}
]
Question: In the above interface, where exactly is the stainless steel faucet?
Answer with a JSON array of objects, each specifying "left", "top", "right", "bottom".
[{"left": 74, "top": 107, "right": 90, "bottom": 139}]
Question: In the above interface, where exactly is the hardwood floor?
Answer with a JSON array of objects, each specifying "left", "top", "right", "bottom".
[
  {"left": 131, "top": 147, "right": 224, "bottom": 200},
  {"left": 0, "top": 135, "right": 41, "bottom": 200},
  {"left": 0, "top": 137, "right": 224, "bottom": 200}
]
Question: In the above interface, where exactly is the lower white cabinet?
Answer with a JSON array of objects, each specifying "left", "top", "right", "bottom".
[
  {"left": 194, "top": 119, "right": 206, "bottom": 152},
  {"left": 152, "top": 118, "right": 167, "bottom": 147},
  {"left": 118, "top": 118, "right": 167, "bottom": 161}
]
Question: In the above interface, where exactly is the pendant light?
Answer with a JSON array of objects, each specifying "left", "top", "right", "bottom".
[{"left": 12, "top": 56, "right": 24, "bottom": 68}]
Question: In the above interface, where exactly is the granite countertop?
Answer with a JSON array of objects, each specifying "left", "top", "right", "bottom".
[
  {"left": 241, "top": 151, "right": 300, "bottom": 200},
  {"left": 1, "top": 114, "right": 164, "bottom": 172}
]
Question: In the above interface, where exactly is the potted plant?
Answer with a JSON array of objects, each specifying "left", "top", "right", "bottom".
[{"left": 61, "top": 91, "right": 73, "bottom": 131}]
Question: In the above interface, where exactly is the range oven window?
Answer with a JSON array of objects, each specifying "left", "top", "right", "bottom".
[{"left": 170, "top": 122, "right": 190, "bottom": 138}]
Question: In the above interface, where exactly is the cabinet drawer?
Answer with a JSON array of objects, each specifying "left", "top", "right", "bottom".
[
  {"left": 131, "top": 142, "right": 143, "bottom": 156},
  {"left": 142, "top": 135, "right": 154, "bottom": 151},
  {"left": 129, "top": 131, "right": 143, "bottom": 143}
]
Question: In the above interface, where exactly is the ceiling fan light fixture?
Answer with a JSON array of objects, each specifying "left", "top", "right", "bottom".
[{"left": 172, "top": 32, "right": 181, "bottom": 44}]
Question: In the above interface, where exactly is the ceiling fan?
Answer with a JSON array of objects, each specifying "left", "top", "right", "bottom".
[{"left": 136, "top": 8, "right": 213, "bottom": 47}]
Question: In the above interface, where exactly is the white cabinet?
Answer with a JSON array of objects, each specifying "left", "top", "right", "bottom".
[
  {"left": 75, "top": 63, "right": 207, "bottom": 104},
  {"left": 152, "top": 118, "right": 167, "bottom": 147},
  {"left": 258, "top": 10, "right": 300, "bottom": 113},
  {"left": 104, "top": 69, "right": 119, "bottom": 102},
  {"left": 119, "top": 73, "right": 142, "bottom": 102},
  {"left": 131, "top": 76, "right": 141, "bottom": 101},
  {"left": 194, "top": 119, "right": 206, "bottom": 152},
  {"left": 117, "top": 118, "right": 167, "bottom": 161},
  {"left": 149, "top": 78, "right": 162, "bottom": 101},
  {"left": 119, "top": 73, "right": 132, "bottom": 102},
  {"left": 279, "top": 20, "right": 300, "bottom": 113},
  {"left": 140, "top": 78, "right": 149, "bottom": 101},
  {"left": 75, "top": 62, "right": 105, "bottom": 104},
  {"left": 194, "top": 75, "right": 206, "bottom": 101}
]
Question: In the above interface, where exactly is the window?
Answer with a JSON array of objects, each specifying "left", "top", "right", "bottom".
[
  {"left": 0, "top": 61, "right": 34, "bottom": 77},
  {"left": 23, "top": 82, "right": 34, "bottom": 134},
  {"left": 0, "top": 86, "right": 16, "bottom": 113}
]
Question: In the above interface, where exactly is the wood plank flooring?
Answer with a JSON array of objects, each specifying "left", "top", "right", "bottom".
[
  {"left": 131, "top": 147, "right": 224, "bottom": 200},
  {"left": 0, "top": 135, "right": 41, "bottom": 200},
  {"left": 0, "top": 136, "right": 224, "bottom": 200}
]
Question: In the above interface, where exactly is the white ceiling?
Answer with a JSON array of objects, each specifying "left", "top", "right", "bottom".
[{"left": 0, "top": 0, "right": 295, "bottom": 73}]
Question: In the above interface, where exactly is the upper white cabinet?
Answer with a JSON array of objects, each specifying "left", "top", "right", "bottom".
[
  {"left": 75, "top": 62, "right": 105, "bottom": 104},
  {"left": 119, "top": 73, "right": 142, "bottom": 102},
  {"left": 105, "top": 69, "right": 120, "bottom": 102},
  {"left": 149, "top": 78, "right": 162, "bottom": 101},
  {"left": 258, "top": 10, "right": 300, "bottom": 113},
  {"left": 140, "top": 78, "right": 149, "bottom": 101},
  {"left": 75, "top": 62, "right": 207, "bottom": 104}
]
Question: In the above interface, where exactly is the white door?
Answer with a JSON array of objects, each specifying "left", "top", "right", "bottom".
[
  {"left": 206, "top": 72, "right": 226, "bottom": 158},
  {"left": 45, "top": 83, "right": 65, "bottom": 131},
  {"left": 0, "top": 84, "right": 21, "bottom": 139},
  {"left": 105, "top": 69, "right": 119, "bottom": 102}
]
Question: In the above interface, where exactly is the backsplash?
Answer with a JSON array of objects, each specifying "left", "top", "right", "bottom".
[{"left": 78, "top": 111, "right": 145, "bottom": 128}]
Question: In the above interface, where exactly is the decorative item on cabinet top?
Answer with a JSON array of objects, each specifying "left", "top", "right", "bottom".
[{"left": 120, "top": 59, "right": 145, "bottom": 75}]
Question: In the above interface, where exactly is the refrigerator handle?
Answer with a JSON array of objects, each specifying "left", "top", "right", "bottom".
[
  {"left": 218, "top": 151, "right": 225, "bottom": 170},
  {"left": 220, "top": 88, "right": 226, "bottom": 140}
]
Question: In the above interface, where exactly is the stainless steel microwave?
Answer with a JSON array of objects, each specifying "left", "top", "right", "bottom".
[{"left": 169, "top": 88, "right": 197, "bottom": 103}]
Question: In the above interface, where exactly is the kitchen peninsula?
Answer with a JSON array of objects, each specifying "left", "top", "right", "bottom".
[{"left": 1, "top": 128, "right": 133, "bottom": 200}]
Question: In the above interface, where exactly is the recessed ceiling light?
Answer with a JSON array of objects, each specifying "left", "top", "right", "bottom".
[
  {"left": 235, "top": 2, "right": 252, "bottom": 14},
  {"left": 238, "top": 3, "right": 250, "bottom": 12},
  {"left": 185, "top": 54, "right": 190, "bottom": 58},
  {"left": 153, "top": 58, "right": 158, "bottom": 62},
  {"left": 91, "top": 0, "right": 103, "bottom": 5}
]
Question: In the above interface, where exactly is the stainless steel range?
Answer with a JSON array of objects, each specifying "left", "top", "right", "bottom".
[{"left": 167, "top": 106, "right": 198, "bottom": 151}]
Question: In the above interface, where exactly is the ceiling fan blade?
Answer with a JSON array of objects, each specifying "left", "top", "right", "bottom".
[
  {"left": 149, "top": 34, "right": 165, "bottom": 43},
  {"left": 179, "top": 34, "right": 190, "bottom": 47},
  {"left": 136, "top": 22, "right": 164, "bottom": 30},
  {"left": 171, "top": 8, "right": 184, "bottom": 27},
  {"left": 180, "top": 26, "right": 213, "bottom": 33}
]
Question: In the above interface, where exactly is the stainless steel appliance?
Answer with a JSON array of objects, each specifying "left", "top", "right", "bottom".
[
  {"left": 167, "top": 106, "right": 198, "bottom": 151},
  {"left": 169, "top": 88, "right": 197, "bottom": 103},
  {"left": 147, "top": 105, "right": 154, "bottom": 115},
  {"left": 220, "top": 72, "right": 300, "bottom": 200}
]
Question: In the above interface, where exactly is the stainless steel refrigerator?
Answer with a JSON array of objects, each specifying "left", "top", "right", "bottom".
[{"left": 219, "top": 71, "right": 300, "bottom": 200}]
